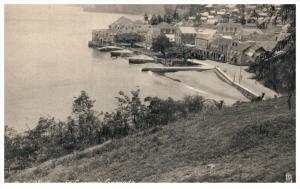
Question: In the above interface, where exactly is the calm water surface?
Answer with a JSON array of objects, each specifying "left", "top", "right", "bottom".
[{"left": 5, "top": 5, "right": 199, "bottom": 131}]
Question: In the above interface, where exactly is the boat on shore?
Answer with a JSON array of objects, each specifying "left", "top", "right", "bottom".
[
  {"left": 97, "top": 46, "right": 123, "bottom": 52},
  {"left": 129, "top": 54, "right": 155, "bottom": 64},
  {"left": 111, "top": 49, "right": 134, "bottom": 57}
]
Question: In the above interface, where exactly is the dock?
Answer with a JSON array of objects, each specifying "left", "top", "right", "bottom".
[
  {"left": 141, "top": 67, "right": 213, "bottom": 73},
  {"left": 129, "top": 55, "right": 155, "bottom": 64}
]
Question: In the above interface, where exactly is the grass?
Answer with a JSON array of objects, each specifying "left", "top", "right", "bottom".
[{"left": 6, "top": 96, "right": 295, "bottom": 182}]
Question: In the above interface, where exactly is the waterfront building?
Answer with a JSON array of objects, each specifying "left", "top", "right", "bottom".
[
  {"left": 195, "top": 28, "right": 217, "bottom": 49},
  {"left": 145, "top": 22, "right": 176, "bottom": 49},
  {"left": 91, "top": 29, "right": 115, "bottom": 46},
  {"left": 238, "top": 28, "right": 264, "bottom": 41},
  {"left": 175, "top": 27, "right": 198, "bottom": 45},
  {"left": 208, "top": 36, "right": 237, "bottom": 62},
  {"left": 228, "top": 42, "right": 254, "bottom": 65}
]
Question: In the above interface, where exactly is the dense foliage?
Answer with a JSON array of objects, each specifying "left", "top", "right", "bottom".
[
  {"left": 5, "top": 90, "right": 209, "bottom": 175},
  {"left": 151, "top": 34, "right": 172, "bottom": 58},
  {"left": 248, "top": 5, "right": 296, "bottom": 94}
]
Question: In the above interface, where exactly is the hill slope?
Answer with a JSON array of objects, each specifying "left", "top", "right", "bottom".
[{"left": 7, "top": 97, "right": 295, "bottom": 182}]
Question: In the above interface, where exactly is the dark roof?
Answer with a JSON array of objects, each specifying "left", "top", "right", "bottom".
[
  {"left": 217, "top": 22, "right": 242, "bottom": 28},
  {"left": 178, "top": 27, "right": 197, "bottom": 34},
  {"left": 231, "top": 43, "right": 252, "bottom": 52},
  {"left": 111, "top": 16, "right": 133, "bottom": 26},
  {"left": 211, "top": 37, "right": 233, "bottom": 47},
  {"left": 256, "top": 41, "right": 278, "bottom": 51},
  {"left": 241, "top": 28, "right": 263, "bottom": 35}
]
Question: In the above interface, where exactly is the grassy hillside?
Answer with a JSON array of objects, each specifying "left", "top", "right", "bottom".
[{"left": 6, "top": 96, "right": 295, "bottom": 182}]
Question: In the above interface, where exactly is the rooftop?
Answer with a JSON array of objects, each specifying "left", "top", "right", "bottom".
[
  {"left": 178, "top": 27, "right": 197, "bottom": 34},
  {"left": 196, "top": 29, "right": 217, "bottom": 40},
  {"left": 241, "top": 28, "right": 263, "bottom": 35},
  {"left": 231, "top": 42, "right": 253, "bottom": 52},
  {"left": 156, "top": 22, "right": 175, "bottom": 29},
  {"left": 111, "top": 16, "right": 134, "bottom": 26},
  {"left": 217, "top": 22, "right": 242, "bottom": 28},
  {"left": 256, "top": 41, "right": 278, "bottom": 51},
  {"left": 211, "top": 37, "right": 234, "bottom": 48}
]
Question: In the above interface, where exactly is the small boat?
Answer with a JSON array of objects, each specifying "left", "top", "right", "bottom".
[
  {"left": 96, "top": 46, "right": 123, "bottom": 52},
  {"left": 111, "top": 50, "right": 133, "bottom": 57},
  {"left": 129, "top": 55, "right": 155, "bottom": 64}
]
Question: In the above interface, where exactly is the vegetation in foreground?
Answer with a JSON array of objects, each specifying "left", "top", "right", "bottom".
[
  {"left": 5, "top": 89, "right": 209, "bottom": 175},
  {"left": 5, "top": 92, "right": 295, "bottom": 182}
]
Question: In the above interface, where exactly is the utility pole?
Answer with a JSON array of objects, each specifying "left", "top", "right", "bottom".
[{"left": 239, "top": 61, "right": 242, "bottom": 84}]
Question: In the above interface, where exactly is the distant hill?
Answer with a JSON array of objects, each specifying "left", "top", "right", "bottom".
[
  {"left": 82, "top": 5, "right": 169, "bottom": 15},
  {"left": 7, "top": 96, "right": 295, "bottom": 182}
]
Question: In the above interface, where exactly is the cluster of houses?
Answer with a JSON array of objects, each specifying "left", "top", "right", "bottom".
[{"left": 90, "top": 4, "right": 291, "bottom": 66}]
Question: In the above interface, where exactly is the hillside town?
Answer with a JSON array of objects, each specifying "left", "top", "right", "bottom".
[{"left": 89, "top": 4, "right": 293, "bottom": 66}]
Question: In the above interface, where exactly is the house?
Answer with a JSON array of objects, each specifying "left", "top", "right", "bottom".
[
  {"left": 238, "top": 28, "right": 263, "bottom": 41},
  {"left": 200, "top": 12, "right": 209, "bottom": 17},
  {"left": 216, "top": 15, "right": 229, "bottom": 23},
  {"left": 244, "top": 45, "right": 266, "bottom": 64},
  {"left": 209, "top": 37, "right": 237, "bottom": 62},
  {"left": 255, "top": 41, "right": 278, "bottom": 52},
  {"left": 109, "top": 16, "right": 150, "bottom": 35},
  {"left": 145, "top": 22, "right": 176, "bottom": 49},
  {"left": 217, "top": 11, "right": 226, "bottom": 16},
  {"left": 228, "top": 42, "right": 253, "bottom": 65},
  {"left": 207, "top": 18, "right": 218, "bottom": 25},
  {"left": 92, "top": 29, "right": 115, "bottom": 46},
  {"left": 194, "top": 29, "right": 217, "bottom": 59},
  {"left": 109, "top": 16, "right": 135, "bottom": 33},
  {"left": 217, "top": 22, "right": 242, "bottom": 36},
  {"left": 209, "top": 10, "right": 216, "bottom": 15},
  {"left": 195, "top": 29, "right": 217, "bottom": 50},
  {"left": 244, "top": 22, "right": 258, "bottom": 29},
  {"left": 175, "top": 27, "right": 198, "bottom": 45},
  {"left": 145, "top": 28, "right": 161, "bottom": 49}
]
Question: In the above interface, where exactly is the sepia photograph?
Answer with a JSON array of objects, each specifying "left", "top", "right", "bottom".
[{"left": 1, "top": 0, "right": 297, "bottom": 185}]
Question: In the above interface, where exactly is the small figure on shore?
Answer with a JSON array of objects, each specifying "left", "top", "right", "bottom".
[
  {"left": 251, "top": 93, "right": 265, "bottom": 103},
  {"left": 288, "top": 93, "right": 292, "bottom": 111},
  {"left": 285, "top": 172, "right": 293, "bottom": 182},
  {"left": 214, "top": 100, "right": 224, "bottom": 110}
]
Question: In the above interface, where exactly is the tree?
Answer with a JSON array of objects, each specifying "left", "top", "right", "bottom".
[
  {"left": 173, "top": 9, "right": 179, "bottom": 21},
  {"left": 114, "top": 33, "right": 144, "bottom": 48},
  {"left": 72, "top": 91, "right": 100, "bottom": 147},
  {"left": 151, "top": 34, "right": 172, "bottom": 59},
  {"left": 149, "top": 14, "right": 159, "bottom": 25},
  {"left": 144, "top": 12, "right": 149, "bottom": 22},
  {"left": 163, "top": 13, "right": 173, "bottom": 24},
  {"left": 157, "top": 14, "right": 163, "bottom": 23},
  {"left": 240, "top": 15, "right": 246, "bottom": 25}
]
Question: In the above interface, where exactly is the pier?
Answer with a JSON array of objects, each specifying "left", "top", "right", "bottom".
[{"left": 141, "top": 67, "right": 213, "bottom": 73}]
